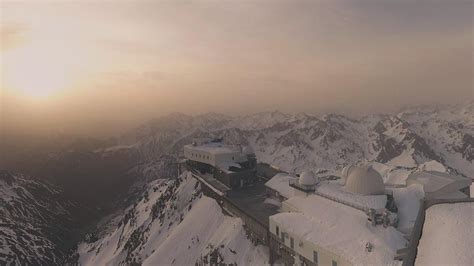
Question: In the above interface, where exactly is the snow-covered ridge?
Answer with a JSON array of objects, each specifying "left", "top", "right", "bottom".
[
  {"left": 76, "top": 173, "right": 268, "bottom": 265},
  {"left": 122, "top": 102, "right": 473, "bottom": 176},
  {"left": 72, "top": 102, "right": 472, "bottom": 265}
]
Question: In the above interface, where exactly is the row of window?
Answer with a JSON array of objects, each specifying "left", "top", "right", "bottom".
[
  {"left": 190, "top": 153, "right": 210, "bottom": 160},
  {"left": 275, "top": 225, "right": 337, "bottom": 266}
]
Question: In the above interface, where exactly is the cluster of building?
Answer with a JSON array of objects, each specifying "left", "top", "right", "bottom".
[
  {"left": 266, "top": 166, "right": 404, "bottom": 265},
  {"left": 265, "top": 165, "right": 471, "bottom": 265},
  {"left": 183, "top": 138, "right": 473, "bottom": 265}
]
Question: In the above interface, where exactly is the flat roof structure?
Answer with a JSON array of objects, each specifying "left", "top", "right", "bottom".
[
  {"left": 264, "top": 173, "right": 296, "bottom": 199},
  {"left": 185, "top": 142, "right": 241, "bottom": 155},
  {"left": 271, "top": 194, "right": 406, "bottom": 265},
  {"left": 406, "top": 171, "right": 471, "bottom": 199},
  {"left": 415, "top": 201, "right": 474, "bottom": 265}
]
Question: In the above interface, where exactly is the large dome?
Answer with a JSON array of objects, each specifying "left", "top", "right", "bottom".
[
  {"left": 299, "top": 171, "right": 318, "bottom": 186},
  {"left": 344, "top": 165, "right": 385, "bottom": 195}
]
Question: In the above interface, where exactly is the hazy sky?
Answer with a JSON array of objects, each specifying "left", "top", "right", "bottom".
[{"left": 1, "top": 0, "right": 473, "bottom": 137}]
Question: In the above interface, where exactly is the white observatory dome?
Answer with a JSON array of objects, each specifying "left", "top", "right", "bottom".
[
  {"left": 340, "top": 165, "right": 354, "bottom": 185},
  {"left": 299, "top": 171, "right": 318, "bottom": 186},
  {"left": 341, "top": 165, "right": 354, "bottom": 179},
  {"left": 344, "top": 165, "right": 385, "bottom": 195}
]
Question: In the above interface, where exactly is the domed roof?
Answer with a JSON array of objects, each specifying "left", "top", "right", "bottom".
[
  {"left": 242, "top": 146, "right": 255, "bottom": 155},
  {"left": 299, "top": 171, "right": 318, "bottom": 186},
  {"left": 344, "top": 165, "right": 385, "bottom": 195},
  {"left": 341, "top": 165, "right": 354, "bottom": 178}
]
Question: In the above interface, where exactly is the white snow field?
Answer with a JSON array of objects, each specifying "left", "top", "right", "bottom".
[
  {"left": 143, "top": 196, "right": 268, "bottom": 265},
  {"left": 77, "top": 173, "right": 269, "bottom": 265},
  {"left": 416, "top": 202, "right": 474, "bottom": 265}
]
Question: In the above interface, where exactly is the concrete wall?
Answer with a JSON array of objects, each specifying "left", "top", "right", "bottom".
[
  {"left": 214, "top": 152, "right": 247, "bottom": 166},
  {"left": 223, "top": 198, "right": 269, "bottom": 245},
  {"left": 184, "top": 145, "right": 217, "bottom": 166},
  {"left": 269, "top": 218, "right": 350, "bottom": 266}
]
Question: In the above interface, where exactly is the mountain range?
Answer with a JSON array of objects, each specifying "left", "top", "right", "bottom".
[{"left": 1, "top": 101, "right": 472, "bottom": 265}]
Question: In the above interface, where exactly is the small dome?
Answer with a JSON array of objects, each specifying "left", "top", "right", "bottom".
[
  {"left": 344, "top": 165, "right": 385, "bottom": 195},
  {"left": 242, "top": 146, "right": 255, "bottom": 155},
  {"left": 299, "top": 171, "right": 318, "bottom": 186}
]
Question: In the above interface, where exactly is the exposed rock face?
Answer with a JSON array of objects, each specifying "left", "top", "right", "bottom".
[{"left": 0, "top": 171, "right": 79, "bottom": 265}]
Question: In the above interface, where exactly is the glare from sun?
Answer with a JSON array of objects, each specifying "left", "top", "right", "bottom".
[{"left": 3, "top": 39, "right": 84, "bottom": 99}]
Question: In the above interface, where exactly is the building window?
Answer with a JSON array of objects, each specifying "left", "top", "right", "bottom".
[
  {"left": 332, "top": 260, "right": 337, "bottom": 266},
  {"left": 290, "top": 237, "right": 294, "bottom": 249},
  {"left": 276, "top": 226, "right": 279, "bottom": 237},
  {"left": 313, "top": 251, "right": 318, "bottom": 265}
]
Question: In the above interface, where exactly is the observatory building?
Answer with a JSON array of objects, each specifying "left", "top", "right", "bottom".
[
  {"left": 184, "top": 138, "right": 257, "bottom": 189},
  {"left": 343, "top": 165, "right": 385, "bottom": 195},
  {"left": 266, "top": 164, "right": 403, "bottom": 266}
]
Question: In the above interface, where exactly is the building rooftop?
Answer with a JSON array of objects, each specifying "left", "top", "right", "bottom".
[
  {"left": 406, "top": 171, "right": 471, "bottom": 199},
  {"left": 416, "top": 202, "right": 474, "bottom": 265},
  {"left": 265, "top": 173, "right": 387, "bottom": 210},
  {"left": 265, "top": 173, "right": 296, "bottom": 199},
  {"left": 272, "top": 194, "right": 406, "bottom": 265},
  {"left": 316, "top": 182, "right": 387, "bottom": 210},
  {"left": 184, "top": 142, "right": 241, "bottom": 155}
]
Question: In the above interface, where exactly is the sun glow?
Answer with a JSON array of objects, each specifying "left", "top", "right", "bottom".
[{"left": 2, "top": 38, "right": 86, "bottom": 98}]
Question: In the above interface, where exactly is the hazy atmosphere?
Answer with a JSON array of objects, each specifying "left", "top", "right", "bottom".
[
  {"left": 1, "top": 0, "right": 473, "bottom": 137},
  {"left": 1, "top": 2, "right": 473, "bottom": 265}
]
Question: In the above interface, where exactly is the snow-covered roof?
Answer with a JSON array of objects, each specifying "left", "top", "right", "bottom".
[
  {"left": 416, "top": 202, "right": 474, "bottom": 265},
  {"left": 316, "top": 182, "right": 387, "bottom": 210},
  {"left": 265, "top": 173, "right": 387, "bottom": 209},
  {"left": 344, "top": 165, "right": 385, "bottom": 195},
  {"left": 271, "top": 194, "right": 406, "bottom": 265},
  {"left": 185, "top": 142, "right": 241, "bottom": 155},
  {"left": 265, "top": 173, "right": 296, "bottom": 199},
  {"left": 406, "top": 171, "right": 471, "bottom": 199}
]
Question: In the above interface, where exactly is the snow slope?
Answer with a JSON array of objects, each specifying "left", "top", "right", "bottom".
[
  {"left": 143, "top": 197, "right": 268, "bottom": 265},
  {"left": 416, "top": 202, "right": 474, "bottom": 265},
  {"left": 77, "top": 173, "right": 268, "bottom": 265}
]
